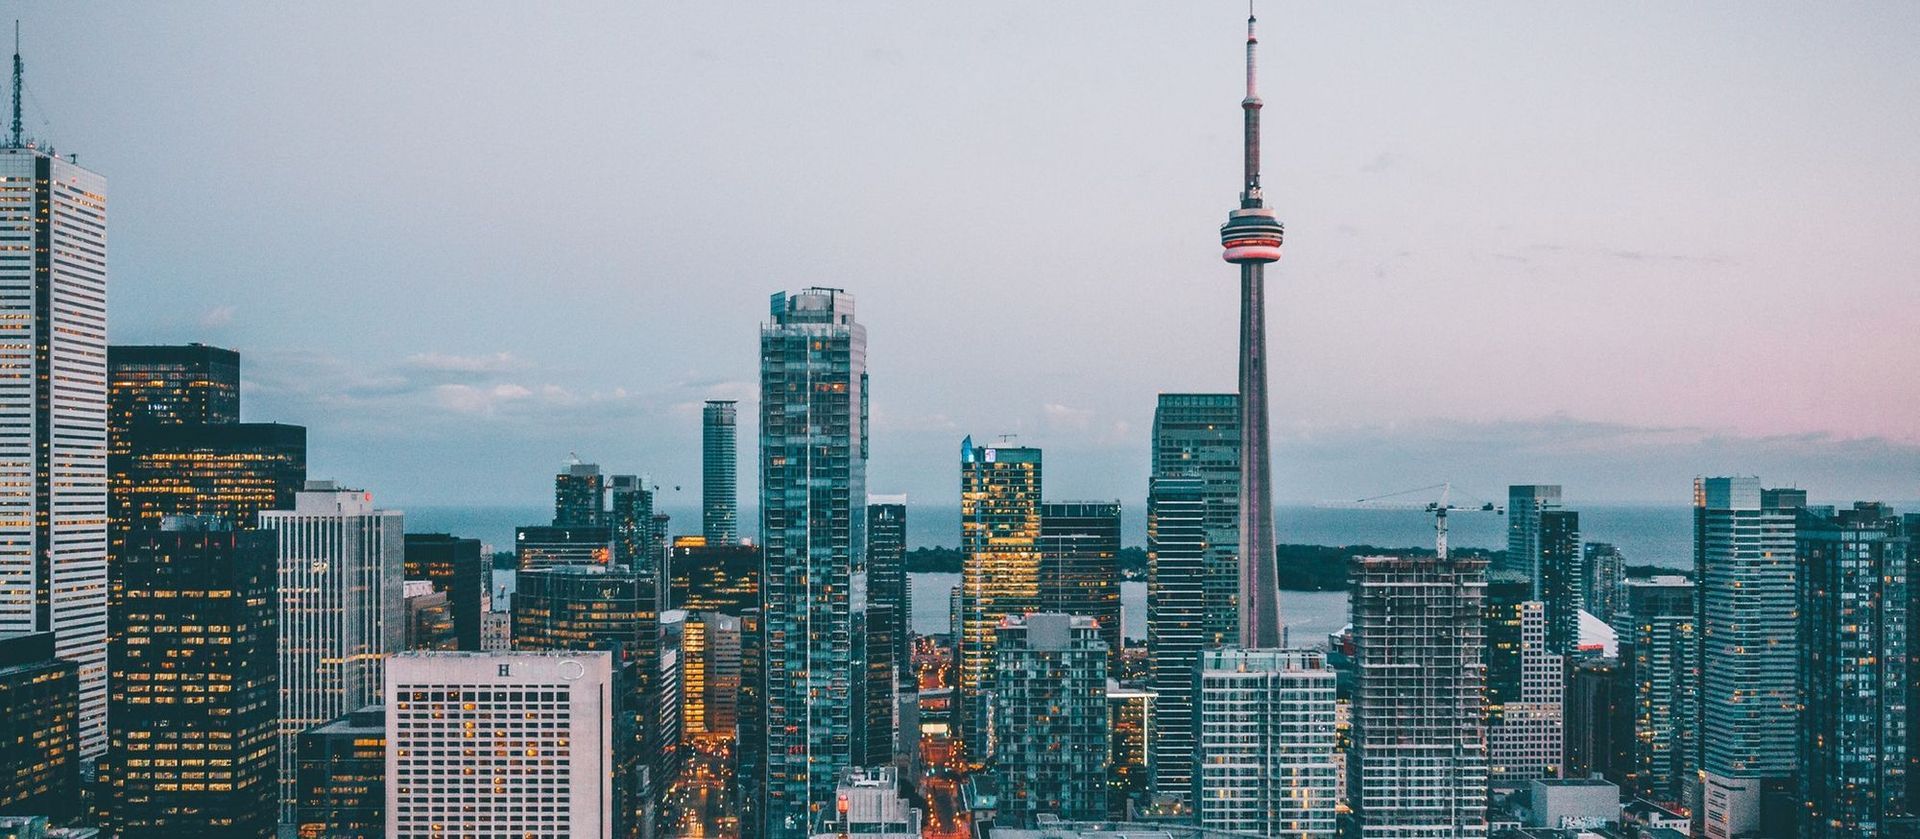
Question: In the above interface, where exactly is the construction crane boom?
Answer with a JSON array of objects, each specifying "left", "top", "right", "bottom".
[{"left": 1316, "top": 482, "right": 1503, "bottom": 560}]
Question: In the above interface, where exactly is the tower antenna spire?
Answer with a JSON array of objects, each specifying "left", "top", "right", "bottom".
[
  {"left": 10, "top": 21, "right": 22, "bottom": 149},
  {"left": 1240, "top": 4, "right": 1263, "bottom": 207}
]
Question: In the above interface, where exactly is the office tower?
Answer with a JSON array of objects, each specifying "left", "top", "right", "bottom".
[
  {"left": 385, "top": 652, "right": 615, "bottom": 839},
  {"left": 1564, "top": 656, "right": 1628, "bottom": 783},
  {"left": 680, "top": 611, "right": 742, "bottom": 741},
  {"left": 1619, "top": 575, "right": 1696, "bottom": 804},
  {"left": 1910, "top": 513, "right": 1920, "bottom": 817},
  {"left": 650, "top": 513, "right": 672, "bottom": 563},
  {"left": 100, "top": 520, "right": 277, "bottom": 838},
  {"left": 1538, "top": 509, "right": 1584, "bottom": 657},
  {"left": 555, "top": 460, "right": 606, "bottom": 527},
  {"left": 991, "top": 614, "right": 1108, "bottom": 828},
  {"left": 867, "top": 498, "right": 910, "bottom": 690},
  {"left": 860, "top": 599, "right": 897, "bottom": 767},
  {"left": 293, "top": 706, "right": 384, "bottom": 839},
  {"left": 1150, "top": 393, "right": 1241, "bottom": 648},
  {"left": 1505, "top": 485, "right": 1563, "bottom": 584},
  {"left": 0, "top": 633, "right": 78, "bottom": 818},
  {"left": 608, "top": 474, "right": 655, "bottom": 567},
  {"left": 1146, "top": 475, "right": 1205, "bottom": 803},
  {"left": 0, "top": 138, "right": 108, "bottom": 757},
  {"left": 957, "top": 438, "right": 1041, "bottom": 757},
  {"left": 1217, "top": 12, "right": 1284, "bottom": 649},
  {"left": 1192, "top": 647, "right": 1338, "bottom": 837},
  {"left": 657, "top": 641, "right": 684, "bottom": 790},
  {"left": 758, "top": 288, "right": 867, "bottom": 835},
  {"left": 1349, "top": 554, "right": 1488, "bottom": 838},
  {"left": 1583, "top": 542, "right": 1625, "bottom": 625},
  {"left": 401, "top": 582, "right": 456, "bottom": 651},
  {"left": 669, "top": 538, "right": 762, "bottom": 613},
  {"left": 821, "top": 767, "right": 921, "bottom": 837},
  {"left": 262, "top": 481, "right": 404, "bottom": 825},
  {"left": 1105, "top": 683, "right": 1154, "bottom": 819},
  {"left": 106, "top": 344, "right": 240, "bottom": 429},
  {"left": 1798, "top": 502, "right": 1908, "bottom": 838},
  {"left": 1039, "top": 501, "right": 1123, "bottom": 677},
  {"left": 1484, "top": 578, "right": 1564, "bottom": 787},
  {"left": 1693, "top": 477, "right": 1801, "bottom": 839},
  {"left": 703, "top": 400, "right": 738, "bottom": 544},
  {"left": 401, "top": 533, "right": 483, "bottom": 650},
  {"left": 512, "top": 564, "right": 659, "bottom": 839},
  {"left": 514, "top": 524, "right": 613, "bottom": 570},
  {"left": 112, "top": 422, "right": 306, "bottom": 533}
]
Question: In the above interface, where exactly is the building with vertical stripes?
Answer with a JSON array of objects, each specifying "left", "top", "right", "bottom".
[{"left": 1193, "top": 647, "right": 1337, "bottom": 837}]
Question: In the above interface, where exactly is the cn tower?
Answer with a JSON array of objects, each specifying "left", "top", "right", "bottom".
[{"left": 1220, "top": 8, "right": 1284, "bottom": 648}]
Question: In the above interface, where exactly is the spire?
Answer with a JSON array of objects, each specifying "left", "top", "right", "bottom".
[
  {"left": 9, "top": 21, "right": 22, "bottom": 149},
  {"left": 1240, "top": 4, "right": 1263, "bottom": 208}
]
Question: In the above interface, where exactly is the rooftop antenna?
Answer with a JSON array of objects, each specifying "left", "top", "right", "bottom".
[{"left": 9, "top": 21, "right": 22, "bottom": 149}]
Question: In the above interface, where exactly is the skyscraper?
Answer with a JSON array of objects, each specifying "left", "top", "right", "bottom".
[
  {"left": 1105, "top": 683, "right": 1154, "bottom": 819},
  {"left": 1349, "top": 554, "right": 1488, "bottom": 838},
  {"left": 293, "top": 706, "right": 385, "bottom": 839},
  {"left": 608, "top": 474, "right": 656, "bottom": 568},
  {"left": 1539, "top": 509, "right": 1584, "bottom": 657},
  {"left": 758, "top": 287, "right": 867, "bottom": 835},
  {"left": 1693, "top": 477, "right": 1801, "bottom": 839},
  {"left": 1505, "top": 485, "right": 1563, "bottom": 585},
  {"left": 1193, "top": 647, "right": 1338, "bottom": 837},
  {"left": 1798, "top": 502, "right": 1908, "bottom": 838},
  {"left": 1149, "top": 393, "right": 1241, "bottom": 648},
  {"left": 262, "top": 482, "right": 404, "bottom": 825},
  {"left": 100, "top": 519, "right": 278, "bottom": 838},
  {"left": 555, "top": 460, "right": 606, "bottom": 527},
  {"left": 111, "top": 422, "right": 307, "bottom": 535},
  {"left": 385, "top": 652, "right": 616, "bottom": 839},
  {"left": 0, "top": 632, "right": 78, "bottom": 819},
  {"left": 990, "top": 613, "right": 1109, "bottom": 828},
  {"left": 703, "top": 400, "right": 738, "bottom": 544},
  {"left": 106, "top": 344, "right": 239, "bottom": 429},
  {"left": 1564, "top": 656, "right": 1628, "bottom": 784},
  {"left": 1146, "top": 475, "right": 1205, "bottom": 803},
  {"left": 668, "top": 537, "right": 762, "bottom": 614},
  {"left": 867, "top": 497, "right": 910, "bottom": 691},
  {"left": 1218, "top": 12, "right": 1283, "bottom": 650},
  {"left": 1486, "top": 595, "right": 1563, "bottom": 787},
  {"left": 0, "top": 137, "right": 109, "bottom": 757},
  {"left": 957, "top": 438, "right": 1041, "bottom": 758},
  {"left": 1619, "top": 575, "right": 1696, "bottom": 805},
  {"left": 1583, "top": 542, "right": 1625, "bottom": 625},
  {"left": 514, "top": 524, "right": 613, "bottom": 570},
  {"left": 401, "top": 533, "right": 484, "bottom": 651},
  {"left": 1038, "top": 500, "right": 1122, "bottom": 677}
]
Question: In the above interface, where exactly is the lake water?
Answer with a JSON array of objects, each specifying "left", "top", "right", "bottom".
[{"left": 907, "top": 572, "right": 1349, "bottom": 646}]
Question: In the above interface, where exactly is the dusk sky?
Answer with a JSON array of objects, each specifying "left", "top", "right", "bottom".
[{"left": 47, "top": 3, "right": 1920, "bottom": 509}]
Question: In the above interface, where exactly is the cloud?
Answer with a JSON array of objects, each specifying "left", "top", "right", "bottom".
[
  {"left": 403, "top": 352, "right": 528, "bottom": 374},
  {"left": 199, "top": 305, "right": 236, "bottom": 328},
  {"left": 1043, "top": 402, "right": 1095, "bottom": 432}
]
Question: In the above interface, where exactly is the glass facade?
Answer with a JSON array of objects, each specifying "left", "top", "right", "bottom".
[
  {"left": 958, "top": 439, "right": 1041, "bottom": 759},
  {"left": 702, "top": 400, "right": 738, "bottom": 545},
  {"left": 991, "top": 613, "right": 1108, "bottom": 828},
  {"left": 1146, "top": 475, "right": 1205, "bottom": 803},
  {"left": 1038, "top": 501, "right": 1122, "bottom": 678},
  {"left": 401, "top": 533, "right": 484, "bottom": 651},
  {"left": 1150, "top": 394, "right": 1241, "bottom": 649},
  {"left": 0, "top": 632, "right": 79, "bottom": 819},
  {"left": 293, "top": 706, "right": 385, "bottom": 839}
]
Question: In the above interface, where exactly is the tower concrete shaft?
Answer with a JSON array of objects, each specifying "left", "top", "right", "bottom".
[{"left": 1221, "top": 10, "right": 1283, "bottom": 648}]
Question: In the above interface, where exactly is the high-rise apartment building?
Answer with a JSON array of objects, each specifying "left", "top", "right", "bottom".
[
  {"left": 867, "top": 498, "right": 910, "bottom": 691},
  {"left": 1349, "top": 554, "right": 1488, "bottom": 838},
  {"left": 1149, "top": 394, "right": 1241, "bottom": 648},
  {"left": 990, "top": 614, "right": 1109, "bottom": 828},
  {"left": 1105, "top": 682, "right": 1154, "bottom": 819},
  {"left": 401, "top": 533, "right": 483, "bottom": 651},
  {"left": 100, "top": 520, "right": 277, "bottom": 838},
  {"left": 1539, "top": 509, "right": 1583, "bottom": 657},
  {"left": 1146, "top": 475, "right": 1205, "bottom": 804},
  {"left": 1486, "top": 596, "right": 1563, "bottom": 787},
  {"left": 1619, "top": 575, "right": 1696, "bottom": 805},
  {"left": 262, "top": 482, "right": 404, "bottom": 825},
  {"left": 1583, "top": 542, "right": 1625, "bottom": 625},
  {"left": 293, "top": 706, "right": 384, "bottom": 839},
  {"left": 703, "top": 400, "right": 738, "bottom": 544},
  {"left": 757, "top": 284, "right": 868, "bottom": 837},
  {"left": 1798, "top": 502, "right": 1908, "bottom": 838},
  {"left": 957, "top": 438, "right": 1041, "bottom": 758},
  {"left": 1038, "top": 501, "right": 1122, "bottom": 677},
  {"left": 1694, "top": 477, "right": 1801, "bottom": 839},
  {"left": 608, "top": 474, "right": 657, "bottom": 568},
  {"left": 0, "top": 632, "right": 78, "bottom": 819},
  {"left": 1505, "top": 485, "right": 1562, "bottom": 586},
  {"left": 555, "top": 461, "right": 606, "bottom": 527},
  {"left": 0, "top": 143, "right": 109, "bottom": 757},
  {"left": 1564, "top": 656, "right": 1628, "bottom": 784},
  {"left": 1193, "top": 647, "right": 1338, "bottom": 837},
  {"left": 385, "top": 652, "right": 616, "bottom": 839}
]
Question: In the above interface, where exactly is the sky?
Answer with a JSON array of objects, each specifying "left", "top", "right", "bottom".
[{"left": 37, "top": 3, "right": 1920, "bottom": 510}]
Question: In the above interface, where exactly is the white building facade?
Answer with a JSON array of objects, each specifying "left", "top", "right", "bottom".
[
  {"left": 1489, "top": 600, "right": 1564, "bottom": 786},
  {"left": 1194, "top": 647, "right": 1339, "bottom": 837}
]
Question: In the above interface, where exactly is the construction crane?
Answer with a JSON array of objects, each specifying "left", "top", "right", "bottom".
[{"left": 1318, "top": 482, "right": 1503, "bottom": 560}]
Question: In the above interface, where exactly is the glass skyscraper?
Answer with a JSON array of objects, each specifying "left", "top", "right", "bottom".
[
  {"left": 1619, "top": 575, "right": 1696, "bottom": 805},
  {"left": 1038, "top": 500, "right": 1122, "bottom": 678},
  {"left": 1504, "top": 484, "right": 1562, "bottom": 587},
  {"left": 990, "top": 613, "right": 1109, "bottom": 828},
  {"left": 1146, "top": 474, "right": 1205, "bottom": 804},
  {"left": 958, "top": 438, "right": 1041, "bottom": 760},
  {"left": 1150, "top": 393, "right": 1241, "bottom": 648},
  {"left": 702, "top": 400, "right": 738, "bottom": 544},
  {"left": 757, "top": 288, "right": 866, "bottom": 835}
]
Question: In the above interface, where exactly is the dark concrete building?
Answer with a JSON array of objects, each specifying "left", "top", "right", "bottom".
[
  {"left": 866, "top": 500, "right": 910, "bottom": 689},
  {"left": 1539, "top": 509, "right": 1584, "bottom": 658},
  {"left": 514, "top": 525, "right": 612, "bottom": 571},
  {"left": 0, "top": 633, "right": 78, "bottom": 820},
  {"left": 1038, "top": 500, "right": 1122, "bottom": 678},
  {"left": 99, "top": 520, "right": 278, "bottom": 838},
  {"left": 107, "top": 344, "right": 240, "bottom": 433},
  {"left": 1565, "top": 656, "right": 1629, "bottom": 784},
  {"left": 401, "top": 533, "right": 483, "bottom": 650},
  {"left": 668, "top": 540, "right": 762, "bottom": 614},
  {"left": 293, "top": 706, "right": 384, "bottom": 839}
]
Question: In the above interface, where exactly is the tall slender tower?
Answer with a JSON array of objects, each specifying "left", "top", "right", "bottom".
[
  {"left": 703, "top": 400, "right": 738, "bottom": 544},
  {"left": 1220, "top": 10, "right": 1284, "bottom": 648}
]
